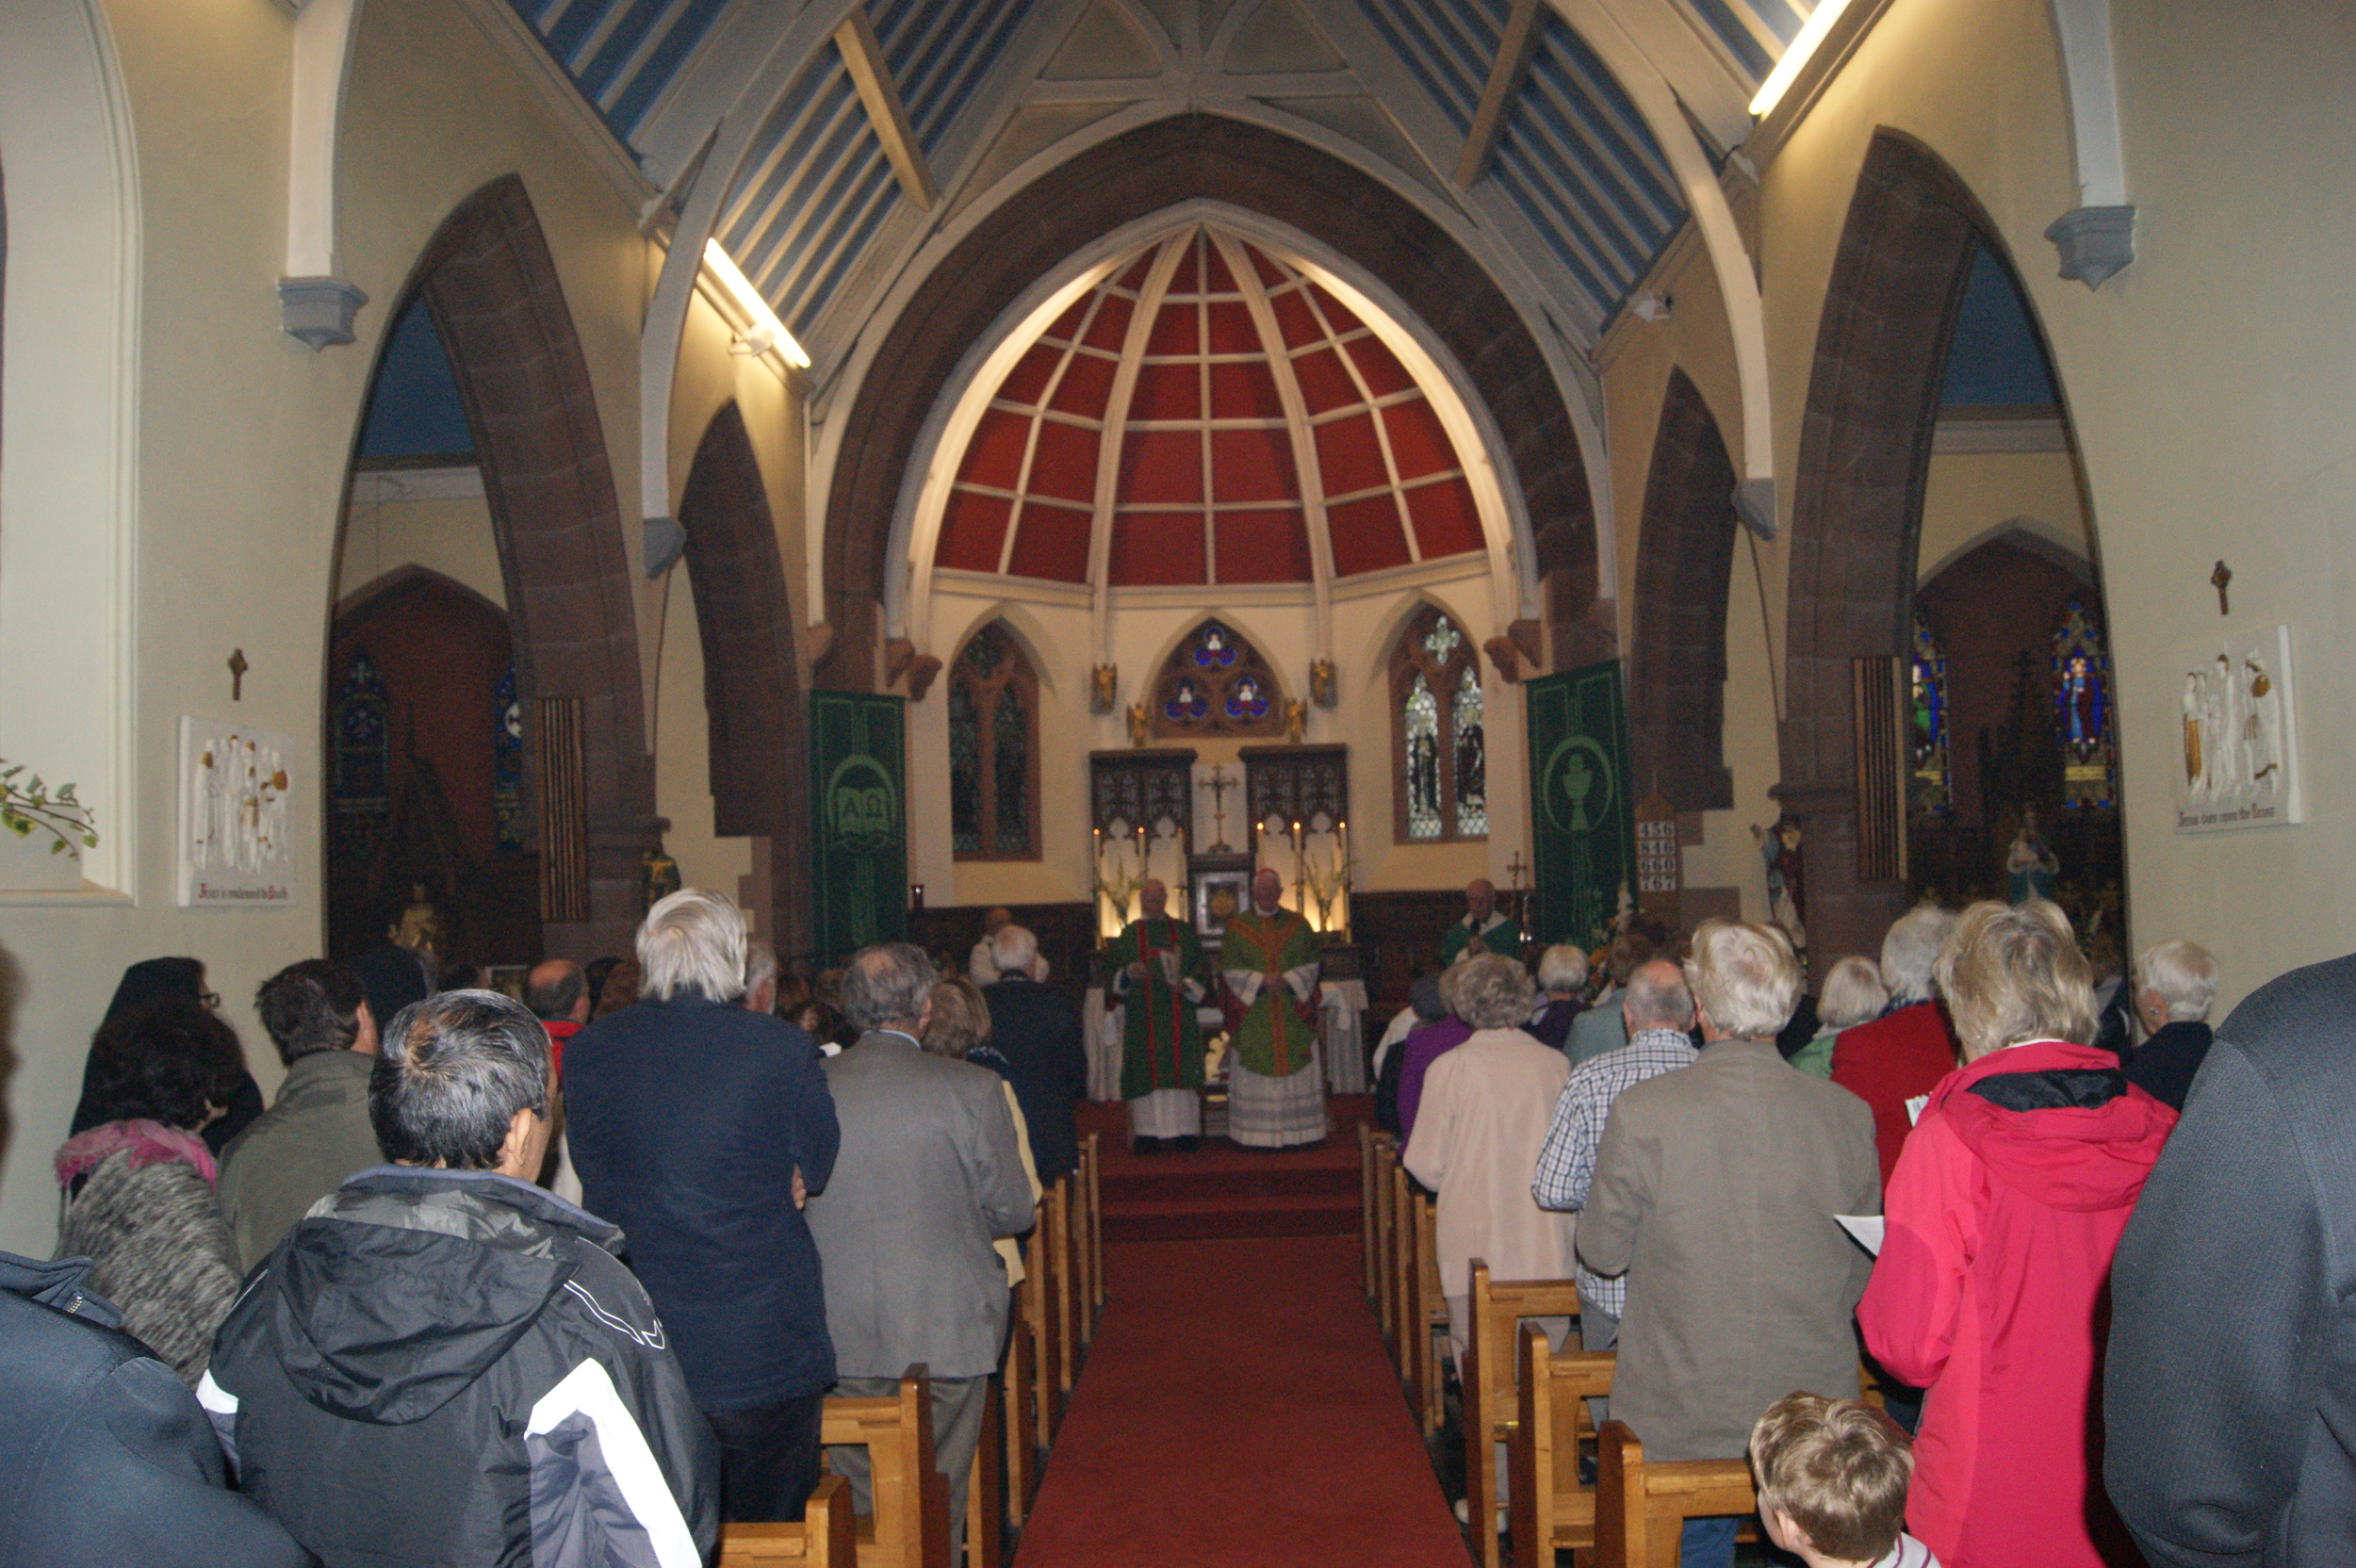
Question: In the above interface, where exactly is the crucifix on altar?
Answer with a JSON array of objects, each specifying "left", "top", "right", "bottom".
[{"left": 1198, "top": 763, "right": 1239, "bottom": 854}]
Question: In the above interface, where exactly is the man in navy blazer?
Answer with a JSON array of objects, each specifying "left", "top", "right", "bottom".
[
  {"left": 563, "top": 889, "right": 840, "bottom": 1524},
  {"left": 980, "top": 923, "right": 1088, "bottom": 1181}
]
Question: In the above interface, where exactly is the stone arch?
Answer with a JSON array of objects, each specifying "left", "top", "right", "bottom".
[
  {"left": 1779, "top": 132, "right": 2075, "bottom": 962},
  {"left": 1630, "top": 368, "right": 1739, "bottom": 812},
  {"left": 677, "top": 400, "right": 809, "bottom": 961},
  {"left": 363, "top": 174, "right": 656, "bottom": 959},
  {"left": 819, "top": 112, "right": 1598, "bottom": 688}
]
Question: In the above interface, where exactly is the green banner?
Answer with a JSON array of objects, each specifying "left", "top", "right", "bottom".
[
  {"left": 809, "top": 691, "right": 908, "bottom": 963},
  {"left": 1525, "top": 661, "right": 1636, "bottom": 950}
]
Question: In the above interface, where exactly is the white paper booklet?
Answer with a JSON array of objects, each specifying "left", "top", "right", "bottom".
[{"left": 1836, "top": 1215, "right": 1886, "bottom": 1256}]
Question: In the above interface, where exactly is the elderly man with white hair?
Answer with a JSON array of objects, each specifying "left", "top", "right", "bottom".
[
  {"left": 1579, "top": 920, "right": 1880, "bottom": 1568},
  {"left": 1830, "top": 903, "right": 1965, "bottom": 1189},
  {"left": 980, "top": 923, "right": 1087, "bottom": 1181},
  {"left": 561, "top": 889, "right": 841, "bottom": 1525},
  {"left": 1439, "top": 878, "right": 1522, "bottom": 968},
  {"left": 2122, "top": 939, "right": 2219, "bottom": 1110}
]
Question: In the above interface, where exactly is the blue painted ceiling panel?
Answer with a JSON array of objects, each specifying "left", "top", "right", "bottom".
[
  {"left": 509, "top": 0, "right": 731, "bottom": 139},
  {"left": 1354, "top": 0, "right": 1503, "bottom": 134}
]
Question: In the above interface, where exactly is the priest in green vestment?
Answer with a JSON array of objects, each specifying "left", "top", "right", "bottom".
[
  {"left": 1106, "top": 879, "right": 1209, "bottom": 1152},
  {"left": 1219, "top": 867, "right": 1327, "bottom": 1148},
  {"left": 1438, "top": 878, "right": 1523, "bottom": 968}
]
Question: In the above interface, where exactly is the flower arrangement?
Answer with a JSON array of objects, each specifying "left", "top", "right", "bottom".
[{"left": 1, "top": 763, "right": 99, "bottom": 857}]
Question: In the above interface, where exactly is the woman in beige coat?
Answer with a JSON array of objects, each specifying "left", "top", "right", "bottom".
[{"left": 1402, "top": 954, "right": 1578, "bottom": 1366}]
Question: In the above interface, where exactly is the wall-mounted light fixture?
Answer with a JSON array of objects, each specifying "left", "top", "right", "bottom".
[
  {"left": 1748, "top": 0, "right": 1856, "bottom": 119},
  {"left": 702, "top": 239, "right": 811, "bottom": 368}
]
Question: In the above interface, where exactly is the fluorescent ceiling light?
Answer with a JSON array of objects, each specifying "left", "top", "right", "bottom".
[
  {"left": 1748, "top": 0, "right": 1856, "bottom": 119},
  {"left": 702, "top": 239, "right": 810, "bottom": 368}
]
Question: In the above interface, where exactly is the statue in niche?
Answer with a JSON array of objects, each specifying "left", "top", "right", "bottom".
[
  {"left": 1309, "top": 658, "right": 1337, "bottom": 708},
  {"left": 1283, "top": 698, "right": 1307, "bottom": 744},
  {"left": 1091, "top": 663, "right": 1119, "bottom": 714},
  {"left": 1126, "top": 702, "right": 1151, "bottom": 749},
  {"left": 1751, "top": 816, "right": 1806, "bottom": 948},
  {"left": 2004, "top": 807, "right": 2060, "bottom": 905}
]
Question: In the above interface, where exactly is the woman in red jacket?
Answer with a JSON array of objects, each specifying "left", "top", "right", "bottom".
[{"left": 1857, "top": 900, "right": 2175, "bottom": 1568}]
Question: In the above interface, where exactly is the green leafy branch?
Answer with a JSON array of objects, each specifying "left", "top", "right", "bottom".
[{"left": 0, "top": 764, "right": 100, "bottom": 856}]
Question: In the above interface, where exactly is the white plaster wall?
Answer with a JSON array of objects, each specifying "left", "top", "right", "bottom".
[
  {"left": 1918, "top": 449, "right": 2092, "bottom": 583},
  {"left": 336, "top": 488, "right": 508, "bottom": 609}
]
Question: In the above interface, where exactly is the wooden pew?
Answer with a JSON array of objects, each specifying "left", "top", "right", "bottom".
[
  {"left": 1463, "top": 1263, "right": 1582, "bottom": 1568},
  {"left": 1022, "top": 1226, "right": 1060, "bottom": 1448},
  {"left": 1388, "top": 1162, "right": 1415, "bottom": 1378},
  {"left": 1594, "top": 1420, "right": 1758, "bottom": 1568},
  {"left": 821, "top": 1367, "right": 953, "bottom": 1568},
  {"left": 1045, "top": 1177, "right": 1077, "bottom": 1396},
  {"left": 720, "top": 1475, "right": 858, "bottom": 1567},
  {"left": 1359, "top": 1122, "right": 1381, "bottom": 1303},
  {"left": 964, "top": 1364, "right": 1005, "bottom": 1568},
  {"left": 1077, "top": 1131, "right": 1104, "bottom": 1333},
  {"left": 1369, "top": 1133, "right": 1399, "bottom": 1342},
  {"left": 1001, "top": 1299, "right": 1040, "bottom": 1521},
  {"left": 1413, "top": 1189, "right": 1448, "bottom": 1433},
  {"left": 1507, "top": 1323, "right": 1616, "bottom": 1568}
]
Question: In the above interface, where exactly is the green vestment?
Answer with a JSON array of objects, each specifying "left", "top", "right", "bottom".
[
  {"left": 1439, "top": 912, "right": 1523, "bottom": 968},
  {"left": 1106, "top": 916, "right": 1207, "bottom": 1099},
  {"left": 1219, "top": 906, "right": 1322, "bottom": 1077}
]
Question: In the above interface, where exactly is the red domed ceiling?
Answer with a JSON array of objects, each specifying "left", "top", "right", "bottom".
[{"left": 933, "top": 225, "right": 1486, "bottom": 590}]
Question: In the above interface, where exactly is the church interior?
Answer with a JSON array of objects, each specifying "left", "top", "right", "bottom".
[{"left": 2, "top": 0, "right": 2350, "bottom": 1560}]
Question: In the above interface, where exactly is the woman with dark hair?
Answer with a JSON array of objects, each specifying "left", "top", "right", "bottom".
[
  {"left": 925, "top": 977, "right": 1041, "bottom": 1290},
  {"left": 53, "top": 997, "right": 246, "bottom": 1383},
  {"left": 70, "top": 958, "right": 264, "bottom": 1154}
]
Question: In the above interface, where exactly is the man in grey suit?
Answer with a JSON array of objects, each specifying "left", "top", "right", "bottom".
[{"left": 807, "top": 942, "right": 1035, "bottom": 1556}]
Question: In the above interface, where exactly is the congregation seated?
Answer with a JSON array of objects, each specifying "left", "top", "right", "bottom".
[
  {"left": 217, "top": 959, "right": 384, "bottom": 1271},
  {"left": 979, "top": 923, "right": 1086, "bottom": 1182},
  {"left": 1858, "top": 900, "right": 2172, "bottom": 1568},
  {"left": 1829, "top": 905, "right": 1962, "bottom": 1188},
  {"left": 53, "top": 995, "right": 246, "bottom": 1385},
  {"left": 204, "top": 988, "right": 717, "bottom": 1563},
  {"left": 1788, "top": 956, "right": 1887, "bottom": 1081},
  {"left": 1577, "top": 919, "right": 1880, "bottom": 1568},
  {"left": 2121, "top": 937, "right": 2218, "bottom": 1109},
  {"left": 1525, "top": 944, "right": 1589, "bottom": 1052},
  {"left": 808, "top": 942, "right": 1035, "bottom": 1560},
  {"left": 1749, "top": 1394, "right": 1940, "bottom": 1568},
  {"left": 563, "top": 889, "right": 840, "bottom": 1523}
]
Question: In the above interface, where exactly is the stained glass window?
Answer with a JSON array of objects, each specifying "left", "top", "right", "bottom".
[
  {"left": 1392, "top": 604, "right": 1486, "bottom": 842},
  {"left": 493, "top": 663, "right": 526, "bottom": 851},
  {"left": 1909, "top": 613, "right": 1951, "bottom": 814},
  {"left": 331, "top": 650, "right": 389, "bottom": 859},
  {"left": 1454, "top": 664, "right": 1487, "bottom": 837},
  {"left": 949, "top": 622, "right": 1039, "bottom": 858},
  {"left": 2052, "top": 599, "right": 2116, "bottom": 807},
  {"left": 1151, "top": 619, "right": 1285, "bottom": 738},
  {"left": 1404, "top": 675, "right": 1441, "bottom": 839}
]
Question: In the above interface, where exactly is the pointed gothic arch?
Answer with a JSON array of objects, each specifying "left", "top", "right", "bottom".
[
  {"left": 1629, "top": 368, "right": 1738, "bottom": 812},
  {"left": 1778, "top": 133, "right": 2093, "bottom": 962},
  {"left": 335, "top": 173, "right": 656, "bottom": 959},
  {"left": 678, "top": 400, "right": 810, "bottom": 957}
]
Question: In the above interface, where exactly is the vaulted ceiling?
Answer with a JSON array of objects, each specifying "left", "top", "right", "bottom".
[{"left": 500, "top": 0, "right": 1814, "bottom": 384}]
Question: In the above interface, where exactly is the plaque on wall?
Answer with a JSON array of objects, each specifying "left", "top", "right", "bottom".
[{"left": 177, "top": 717, "right": 296, "bottom": 907}]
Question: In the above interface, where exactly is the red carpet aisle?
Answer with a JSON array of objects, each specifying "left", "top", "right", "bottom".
[
  {"left": 1013, "top": 1230, "right": 1466, "bottom": 1567},
  {"left": 1082, "top": 1098, "right": 1369, "bottom": 1242}
]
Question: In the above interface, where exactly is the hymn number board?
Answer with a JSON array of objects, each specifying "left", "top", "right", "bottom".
[{"left": 1634, "top": 792, "right": 1680, "bottom": 925}]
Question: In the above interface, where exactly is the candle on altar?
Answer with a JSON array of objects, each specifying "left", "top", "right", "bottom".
[{"left": 1337, "top": 818, "right": 1349, "bottom": 875}]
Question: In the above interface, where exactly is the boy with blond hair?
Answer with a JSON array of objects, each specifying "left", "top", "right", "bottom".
[{"left": 1749, "top": 1394, "right": 1940, "bottom": 1568}]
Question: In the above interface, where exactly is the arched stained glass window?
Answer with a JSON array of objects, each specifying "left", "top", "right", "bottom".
[
  {"left": 331, "top": 650, "right": 389, "bottom": 859},
  {"left": 1910, "top": 612, "right": 1951, "bottom": 814},
  {"left": 2053, "top": 599, "right": 2116, "bottom": 807},
  {"left": 493, "top": 662, "right": 526, "bottom": 851},
  {"left": 949, "top": 623, "right": 1039, "bottom": 859},
  {"left": 1392, "top": 604, "right": 1486, "bottom": 842},
  {"left": 1152, "top": 619, "right": 1284, "bottom": 738}
]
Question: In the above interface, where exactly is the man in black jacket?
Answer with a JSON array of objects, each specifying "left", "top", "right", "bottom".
[
  {"left": 980, "top": 923, "right": 1088, "bottom": 1181},
  {"left": 564, "top": 888, "right": 841, "bottom": 1523},
  {"left": 2105, "top": 953, "right": 2356, "bottom": 1568},
  {"left": 0, "top": 1250, "right": 310, "bottom": 1567},
  {"left": 205, "top": 989, "right": 716, "bottom": 1567}
]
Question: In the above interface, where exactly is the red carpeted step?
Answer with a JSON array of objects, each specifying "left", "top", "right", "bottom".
[
  {"left": 1102, "top": 1190, "right": 1360, "bottom": 1243},
  {"left": 1102, "top": 1164, "right": 1359, "bottom": 1203},
  {"left": 1012, "top": 1233, "right": 1464, "bottom": 1567}
]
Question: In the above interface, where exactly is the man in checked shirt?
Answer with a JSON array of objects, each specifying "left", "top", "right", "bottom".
[{"left": 1530, "top": 958, "right": 1698, "bottom": 1355}]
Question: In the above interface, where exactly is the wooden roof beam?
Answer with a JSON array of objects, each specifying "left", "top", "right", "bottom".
[
  {"left": 834, "top": 6, "right": 938, "bottom": 211},
  {"left": 1455, "top": 0, "right": 1546, "bottom": 190}
]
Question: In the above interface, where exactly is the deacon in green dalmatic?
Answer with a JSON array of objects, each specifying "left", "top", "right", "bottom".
[
  {"left": 1106, "top": 879, "right": 1209, "bottom": 1153},
  {"left": 1219, "top": 867, "right": 1327, "bottom": 1148}
]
